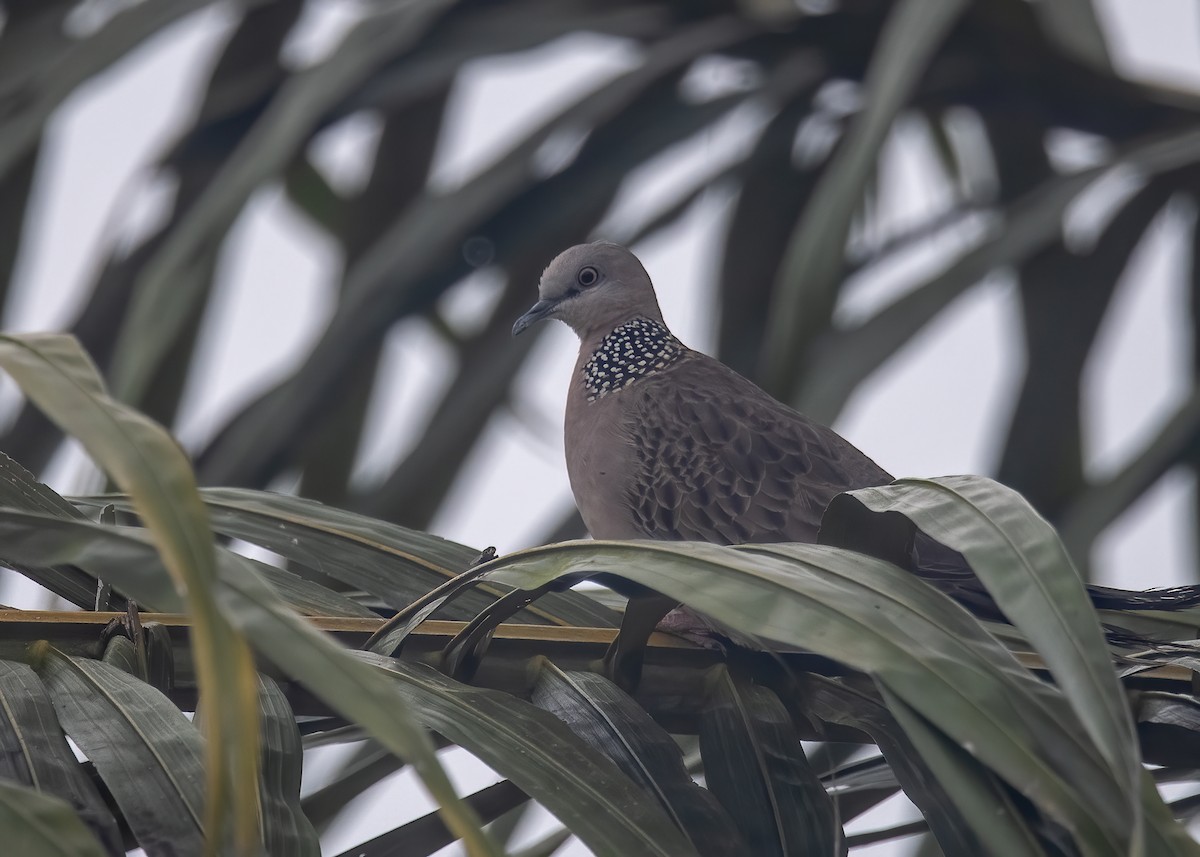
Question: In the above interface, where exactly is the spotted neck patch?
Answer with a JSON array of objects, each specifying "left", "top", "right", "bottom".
[{"left": 582, "top": 317, "right": 687, "bottom": 402}]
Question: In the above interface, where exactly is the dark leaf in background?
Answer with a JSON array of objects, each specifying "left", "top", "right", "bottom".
[
  {"left": 31, "top": 647, "right": 207, "bottom": 857},
  {"left": 0, "top": 0, "right": 1196, "bottom": 587},
  {"left": 760, "top": 0, "right": 969, "bottom": 402},
  {"left": 531, "top": 660, "right": 747, "bottom": 856},
  {"left": 797, "top": 673, "right": 1025, "bottom": 856},
  {"left": 699, "top": 664, "right": 843, "bottom": 856},
  {"left": 255, "top": 676, "right": 320, "bottom": 857},
  {"left": 998, "top": 180, "right": 1175, "bottom": 529},
  {"left": 0, "top": 660, "right": 122, "bottom": 855}
]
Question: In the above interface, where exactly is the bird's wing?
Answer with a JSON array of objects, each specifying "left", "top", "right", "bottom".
[{"left": 623, "top": 353, "right": 891, "bottom": 544}]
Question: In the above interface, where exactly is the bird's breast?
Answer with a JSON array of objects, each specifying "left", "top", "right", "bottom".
[{"left": 564, "top": 382, "right": 642, "bottom": 539}]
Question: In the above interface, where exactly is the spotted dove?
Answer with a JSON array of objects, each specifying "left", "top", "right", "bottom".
[
  {"left": 513, "top": 241, "right": 890, "bottom": 547},
  {"left": 510, "top": 241, "right": 897, "bottom": 683},
  {"left": 512, "top": 242, "right": 1200, "bottom": 682}
]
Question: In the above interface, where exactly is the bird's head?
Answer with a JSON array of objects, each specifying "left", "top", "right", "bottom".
[{"left": 512, "top": 242, "right": 665, "bottom": 341}]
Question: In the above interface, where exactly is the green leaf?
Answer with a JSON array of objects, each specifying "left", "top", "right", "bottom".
[
  {"left": 699, "top": 665, "right": 843, "bottom": 857},
  {"left": 0, "top": 449, "right": 106, "bottom": 608},
  {"left": 359, "top": 651, "right": 700, "bottom": 857},
  {"left": 475, "top": 540, "right": 1135, "bottom": 854},
  {"left": 0, "top": 660, "right": 122, "bottom": 854},
  {"left": 99, "top": 487, "right": 617, "bottom": 626},
  {"left": 240, "top": 559, "right": 379, "bottom": 619},
  {"left": 0, "top": 507, "right": 499, "bottom": 856},
  {"left": 0, "top": 451, "right": 87, "bottom": 520},
  {"left": 0, "top": 332, "right": 261, "bottom": 853},
  {"left": 531, "top": 661, "right": 744, "bottom": 856},
  {"left": 823, "top": 477, "right": 1141, "bottom": 811},
  {"left": 31, "top": 645, "right": 206, "bottom": 857},
  {"left": 796, "top": 673, "right": 997, "bottom": 855},
  {"left": 0, "top": 780, "right": 109, "bottom": 857},
  {"left": 879, "top": 687, "right": 1046, "bottom": 857},
  {"left": 255, "top": 676, "right": 320, "bottom": 857},
  {"left": 100, "top": 635, "right": 143, "bottom": 678}
]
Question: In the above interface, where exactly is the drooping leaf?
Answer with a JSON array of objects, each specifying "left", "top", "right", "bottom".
[
  {"left": 796, "top": 672, "right": 1036, "bottom": 855},
  {"left": 0, "top": 452, "right": 110, "bottom": 607},
  {"left": 0, "top": 660, "right": 122, "bottom": 854},
  {"left": 531, "top": 660, "right": 745, "bottom": 856},
  {"left": 360, "top": 651, "right": 699, "bottom": 857},
  {"left": 0, "top": 507, "right": 499, "bottom": 856},
  {"left": 31, "top": 645, "right": 207, "bottom": 857},
  {"left": 880, "top": 687, "right": 1047, "bottom": 857},
  {"left": 0, "top": 332, "right": 261, "bottom": 852},
  {"left": 699, "top": 665, "right": 843, "bottom": 856},
  {"left": 475, "top": 539, "right": 1146, "bottom": 853},
  {"left": 80, "top": 487, "right": 617, "bottom": 626},
  {"left": 822, "top": 476, "right": 1142, "bottom": 812},
  {"left": 255, "top": 676, "right": 320, "bottom": 857}
]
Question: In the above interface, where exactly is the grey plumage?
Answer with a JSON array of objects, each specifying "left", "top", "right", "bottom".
[
  {"left": 513, "top": 241, "right": 889, "bottom": 547},
  {"left": 513, "top": 242, "right": 1200, "bottom": 685}
]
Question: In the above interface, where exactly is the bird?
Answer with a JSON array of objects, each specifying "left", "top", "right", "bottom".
[
  {"left": 512, "top": 241, "right": 889, "bottom": 548},
  {"left": 512, "top": 241, "right": 1200, "bottom": 681},
  {"left": 511, "top": 241, "right": 899, "bottom": 683}
]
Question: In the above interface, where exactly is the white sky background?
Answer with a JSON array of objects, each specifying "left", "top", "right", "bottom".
[{"left": 4, "top": 0, "right": 1200, "bottom": 854}]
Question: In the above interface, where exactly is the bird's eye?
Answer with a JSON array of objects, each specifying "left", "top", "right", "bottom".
[{"left": 577, "top": 266, "right": 599, "bottom": 287}]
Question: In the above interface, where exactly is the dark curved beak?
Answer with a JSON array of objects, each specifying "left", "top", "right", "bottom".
[{"left": 512, "top": 299, "right": 558, "bottom": 336}]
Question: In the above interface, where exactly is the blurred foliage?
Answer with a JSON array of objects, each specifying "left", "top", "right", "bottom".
[
  {"left": 4, "top": 0, "right": 1200, "bottom": 853},
  {"left": 1, "top": 0, "right": 1199, "bottom": 575}
]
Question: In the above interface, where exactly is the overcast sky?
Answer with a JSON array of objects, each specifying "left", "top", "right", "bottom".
[{"left": 5, "top": 1, "right": 1200, "bottom": 853}]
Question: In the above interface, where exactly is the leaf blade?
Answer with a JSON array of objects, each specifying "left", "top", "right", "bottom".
[
  {"left": 0, "top": 780, "right": 109, "bottom": 857},
  {"left": 0, "top": 332, "right": 261, "bottom": 853},
  {"left": 824, "top": 477, "right": 1142, "bottom": 811},
  {"left": 32, "top": 646, "right": 207, "bottom": 857}
]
